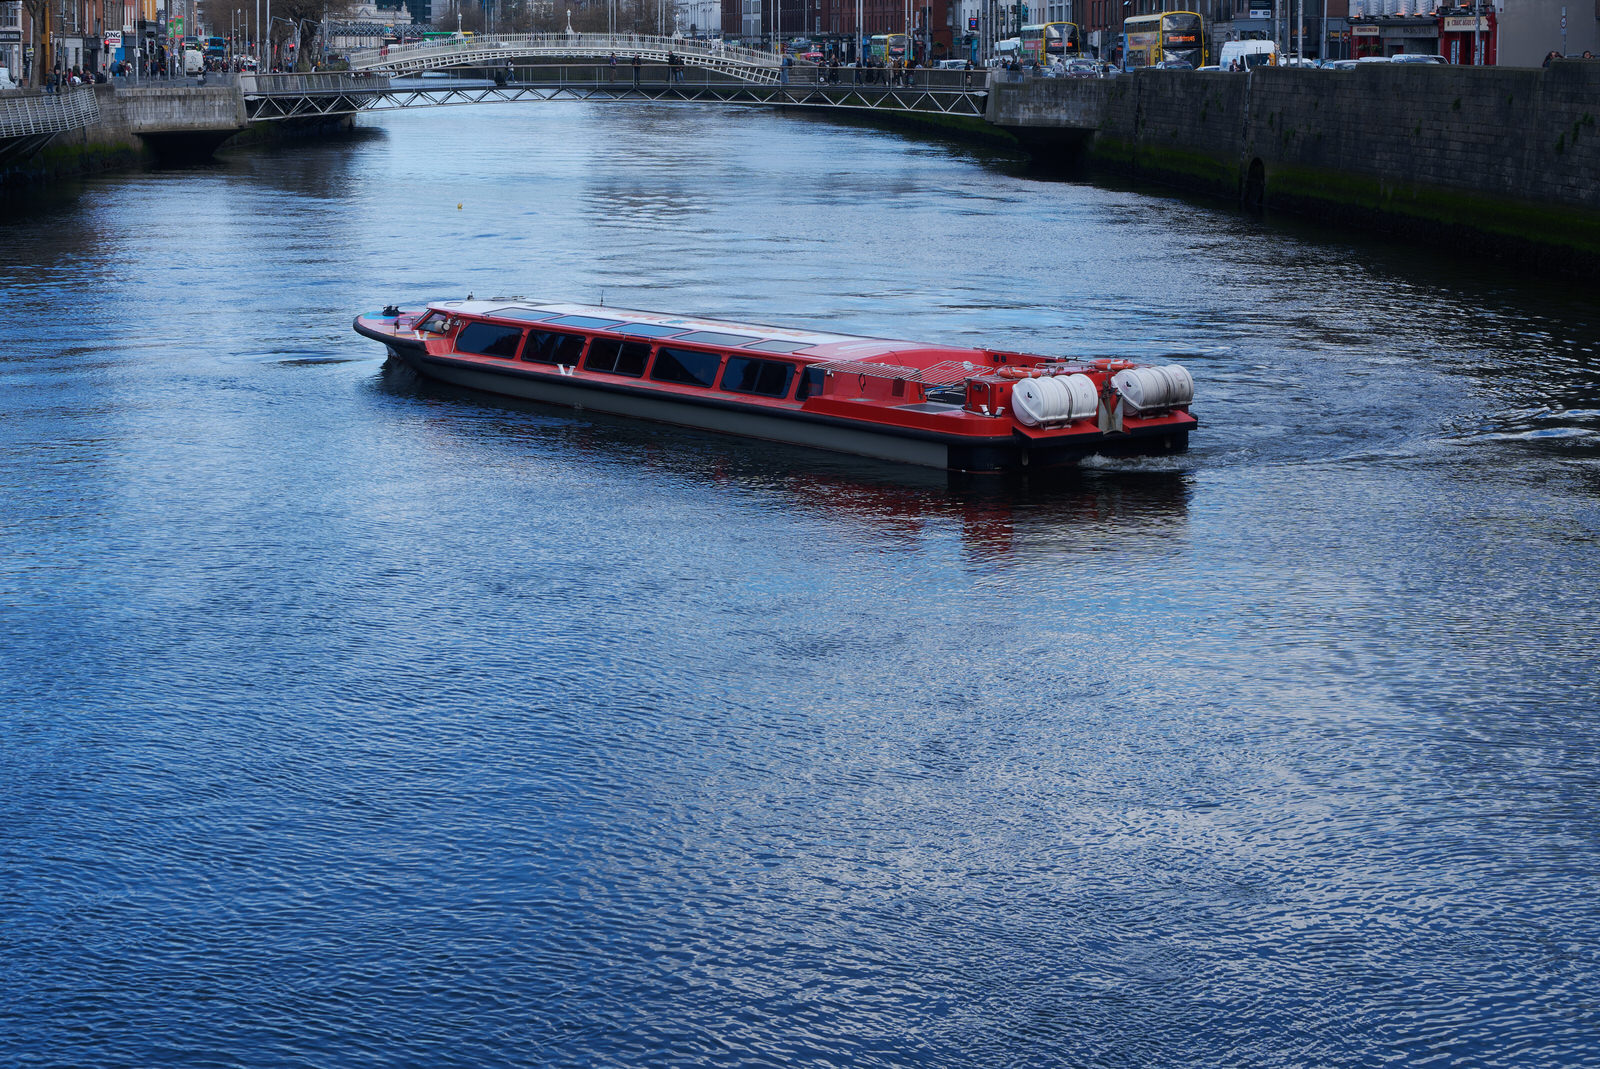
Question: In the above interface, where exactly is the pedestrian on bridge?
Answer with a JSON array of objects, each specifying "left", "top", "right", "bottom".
[
  {"left": 632, "top": 53, "right": 642, "bottom": 86},
  {"left": 608, "top": 53, "right": 618, "bottom": 82}
]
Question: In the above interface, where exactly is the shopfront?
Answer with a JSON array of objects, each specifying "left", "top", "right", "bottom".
[
  {"left": 1438, "top": 11, "right": 1496, "bottom": 63},
  {"left": 1348, "top": 15, "right": 1439, "bottom": 56}
]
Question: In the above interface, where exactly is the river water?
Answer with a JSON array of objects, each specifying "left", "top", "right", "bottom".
[{"left": 3, "top": 101, "right": 1599, "bottom": 1068}]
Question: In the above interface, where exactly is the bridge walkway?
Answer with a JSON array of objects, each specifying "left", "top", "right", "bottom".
[
  {"left": 241, "top": 66, "right": 989, "bottom": 121},
  {"left": 346, "top": 33, "right": 781, "bottom": 82}
]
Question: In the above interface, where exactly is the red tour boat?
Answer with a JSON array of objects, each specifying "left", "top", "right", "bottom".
[{"left": 353, "top": 298, "right": 1197, "bottom": 473}]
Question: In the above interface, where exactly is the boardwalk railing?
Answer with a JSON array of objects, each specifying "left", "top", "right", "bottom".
[
  {"left": 239, "top": 72, "right": 392, "bottom": 95},
  {"left": 0, "top": 86, "right": 102, "bottom": 138}
]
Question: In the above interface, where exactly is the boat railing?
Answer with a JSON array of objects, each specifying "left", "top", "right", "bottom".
[{"left": 811, "top": 358, "right": 983, "bottom": 386}]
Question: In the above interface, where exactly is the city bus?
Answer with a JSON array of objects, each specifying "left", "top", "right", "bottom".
[
  {"left": 867, "top": 33, "right": 908, "bottom": 64},
  {"left": 1121, "top": 11, "right": 1207, "bottom": 70},
  {"left": 1019, "top": 22, "right": 1083, "bottom": 65}
]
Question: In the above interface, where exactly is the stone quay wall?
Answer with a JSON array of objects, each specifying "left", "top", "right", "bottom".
[
  {"left": 990, "top": 63, "right": 1600, "bottom": 272},
  {"left": 7, "top": 83, "right": 249, "bottom": 182},
  {"left": 112, "top": 85, "right": 248, "bottom": 135}
]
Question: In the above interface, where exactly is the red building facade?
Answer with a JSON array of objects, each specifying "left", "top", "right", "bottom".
[{"left": 724, "top": 0, "right": 952, "bottom": 59}]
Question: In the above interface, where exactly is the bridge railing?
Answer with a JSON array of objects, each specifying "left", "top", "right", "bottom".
[
  {"left": 378, "top": 63, "right": 987, "bottom": 91},
  {"left": 0, "top": 85, "right": 101, "bottom": 138},
  {"left": 347, "top": 33, "right": 780, "bottom": 73},
  {"left": 240, "top": 72, "right": 393, "bottom": 95}
]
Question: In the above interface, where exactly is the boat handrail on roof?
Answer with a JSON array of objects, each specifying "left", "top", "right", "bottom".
[{"left": 810, "top": 358, "right": 981, "bottom": 386}]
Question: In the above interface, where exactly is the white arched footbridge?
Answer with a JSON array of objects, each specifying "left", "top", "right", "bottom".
[{"left": 347, "top": 33, "right": 783, "bottom": 83}]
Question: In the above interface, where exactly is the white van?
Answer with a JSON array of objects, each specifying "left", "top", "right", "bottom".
[
  {"left": 0, "top": 66, "right": 18, "bottom": 89},
  {"left": 184, "top": 49, "right": 205, "bottom": 75},
  {"left": 1219, "top": 40, "right": 1278, "bottom": 70}
]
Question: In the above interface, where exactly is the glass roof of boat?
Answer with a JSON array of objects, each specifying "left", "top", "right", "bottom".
[
  {"left": 546, "top": 315, "right": 625, "bottom": 330},
  {"left": 743, "top": 339, "right": 813, "bottom": 354},
  {"left": 674, "top": 331, "right": 760, "bottom": 347},
  {"left": 612, "top": 323, "right": 688, "bottom": 338},
  {"left": 488, "top": 307, "right": 558, "bottom": 323},
  {"left": 433, "top": 299, "right": 979, "bottom": 364}
]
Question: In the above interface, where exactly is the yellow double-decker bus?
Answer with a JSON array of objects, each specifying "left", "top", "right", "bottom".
[
  {"left": 1121, "top": 11, "right": 1207, "bottom": 70},
  {"left": 1019, "top": 22, "right": 1083, "bottom": 64},
  {"left": 868, "top": 33, "right": 909, "bottom": 64}
]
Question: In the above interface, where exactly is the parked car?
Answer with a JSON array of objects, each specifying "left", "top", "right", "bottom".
[
  {"left": 1064, "top": 57, "right": 1101, "bottom": 77},
  {"left": 1391, "top": 52, "right": 1448, "bottom": 63},
  {"left": 1325, "top": 59, "right": 1357, "bottom": 70},
  {"left": 0, "top": 66, "right": 17, "bottom": 89}
]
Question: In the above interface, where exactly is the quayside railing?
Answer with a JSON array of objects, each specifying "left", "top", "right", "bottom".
[{"left": 0, "top": 86, "right": 102, "bottom": 139}]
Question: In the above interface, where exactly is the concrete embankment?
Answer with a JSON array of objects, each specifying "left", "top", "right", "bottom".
[
  {"left": 989, "top": 64, "right": 1600, "bottom": 276},
  {"left": 9, "top": 83, "right": 248, "bottom": 180}
]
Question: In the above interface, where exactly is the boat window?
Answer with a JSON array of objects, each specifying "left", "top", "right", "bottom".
[
  {"left": 521, "top": 329, "right": 587, "bottom": 365},
  {"left": 651, "top": 347, "right": 723, "bottom": 389},
  {"left": 745, "top": 339, "right": 812, "bottom": 354},
  {"left": 585, "top": 338, "right": 650, "bottom": 377},
  {"left": 795, "top": 366, "right": 826, "bottom": 400},
  {"left": 548, "top": 315, "right": 625, "bottom": 331},
  {"left": 721, "top": 356, "right": 794, "bottom": 398},
  {"left": 455, "top": 322, "right": 525, "bottom": 359},
  {"left": 676, "top": 330, "right": 759, "bottom": 347},
  {"left": 415, "top": 312, "right": 452, "bottom": 334}
]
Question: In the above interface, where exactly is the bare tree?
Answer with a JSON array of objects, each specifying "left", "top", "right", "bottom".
[{"left": 20, "top": 0, "right": 51, "bottom": 86}]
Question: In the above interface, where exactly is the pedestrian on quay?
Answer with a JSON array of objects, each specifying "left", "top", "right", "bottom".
[
  {"left": 1584, "top": 50, "right": 1595, "bottom": 59},
  {"left": 1543, "top": 49, "right": 1559, "bottom": 66}
]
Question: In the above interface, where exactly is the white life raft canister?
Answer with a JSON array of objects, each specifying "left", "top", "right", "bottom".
[
  {"left": 1110, "top": 365, "right": 1194, "bottom": 412},
  {"left": 1011, "top": 373, "right": 1099, "bottom": 427}
]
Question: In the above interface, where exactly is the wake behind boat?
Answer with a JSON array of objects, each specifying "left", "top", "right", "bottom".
[{"left": 354, "top": 298, "right": 1197, "bottom": 473}]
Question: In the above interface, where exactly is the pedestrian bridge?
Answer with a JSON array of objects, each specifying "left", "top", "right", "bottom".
[
  {"left": 347, "top": 33, "right": 783, "bottom": 83},
  {"left": 240, "top": 34, "right": 989, "bottom": 121}
]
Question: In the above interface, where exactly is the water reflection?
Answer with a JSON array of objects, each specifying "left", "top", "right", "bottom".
[
  {"left": 7, "top": 98, "right": 1600, "bottom": 1069},
  {"left": 372, "top": 358, "right": 1192, "bottom": 561}
]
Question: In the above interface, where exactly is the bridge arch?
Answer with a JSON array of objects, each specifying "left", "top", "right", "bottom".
[{"left": 347, "top": 33, "right": 781, "bottom": 85}]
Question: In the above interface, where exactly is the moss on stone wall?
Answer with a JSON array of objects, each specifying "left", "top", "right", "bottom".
[
  {"left": 3, "top": 138, "right": 149, "bottom": 186},
  {"left": 1086, "top": 138, "right": 1235, "bottom": 199},
  {"left": 1266, "top": 162, "right": 1600, "bottom": 258}
]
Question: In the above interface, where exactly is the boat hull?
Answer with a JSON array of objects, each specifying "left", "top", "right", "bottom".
[{"left": 377, "top": 341, "right": 1187, "bottom": 473}]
